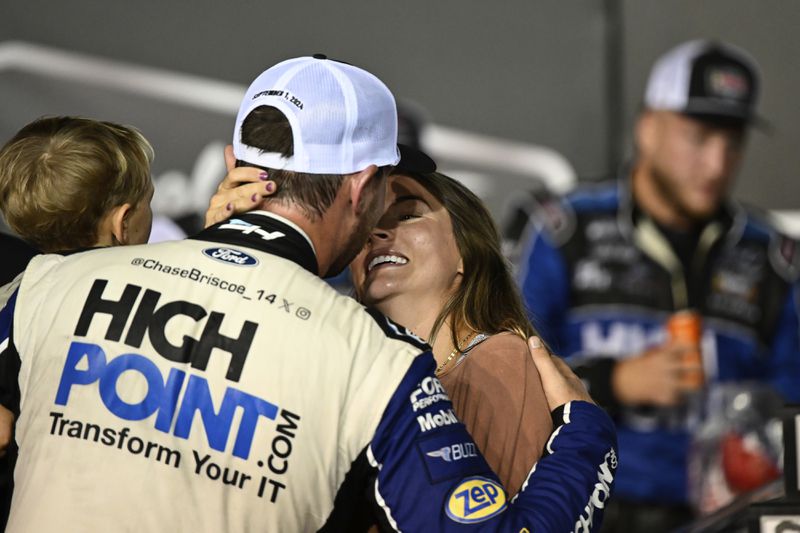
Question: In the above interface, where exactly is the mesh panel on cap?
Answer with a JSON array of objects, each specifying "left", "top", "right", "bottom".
[
  {"left": 288, "top": 64, "right": 347, "bottom": 146},
  {"left": 233, "top": 56, "right": 400, "bottom": 174}
]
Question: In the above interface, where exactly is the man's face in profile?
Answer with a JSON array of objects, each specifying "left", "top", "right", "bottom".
[
  {"left": 641, "top": 111, "right": 746, "bottom": 222},
  {"left": 324, "top": 166, "right": 389, "bottom": 278}
]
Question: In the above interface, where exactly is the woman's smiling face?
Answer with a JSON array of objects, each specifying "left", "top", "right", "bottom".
[{"left": 350, "top": 174, "right": 463, "bottom": 309}]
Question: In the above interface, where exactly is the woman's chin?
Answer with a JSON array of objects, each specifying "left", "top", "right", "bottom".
[{"left": 360, "top": 287, "right": 403, "bottom": 311}]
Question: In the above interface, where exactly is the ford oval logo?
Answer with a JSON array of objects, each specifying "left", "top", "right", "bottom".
[{"left": 202, "top": 247, "right": 259, "bottom": 267}]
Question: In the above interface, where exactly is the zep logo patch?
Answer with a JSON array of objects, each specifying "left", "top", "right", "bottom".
[{"left": 445, "top": 476, "right": 507, "bottom": 524}]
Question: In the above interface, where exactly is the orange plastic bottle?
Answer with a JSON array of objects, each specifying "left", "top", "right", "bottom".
[{"left": 667, "top": 310, "right": 704, "bottom": 390}]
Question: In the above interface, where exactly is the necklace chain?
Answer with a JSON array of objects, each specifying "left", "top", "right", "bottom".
[{"left": 435, "top": 331, "right": 475, "bottom": 376}]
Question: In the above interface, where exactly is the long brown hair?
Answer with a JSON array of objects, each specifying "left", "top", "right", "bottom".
[{"left": 411, "top": 171, "right": 537, "bottom": 349}]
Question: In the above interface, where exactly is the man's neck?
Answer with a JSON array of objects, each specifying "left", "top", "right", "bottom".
[
  {"left": 254, "top": 204, "right": 342, "bottom": 277},
  {"left": 247, "top": 210, "right": 316, "bottom": 254}
]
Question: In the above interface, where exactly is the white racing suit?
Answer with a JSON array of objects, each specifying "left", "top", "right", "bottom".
[{"left": 0, "top": 211, "right": 616, "bottom": 532}]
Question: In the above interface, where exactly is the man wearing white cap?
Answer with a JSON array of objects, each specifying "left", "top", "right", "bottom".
[
  {"left": 0, "top": 55, "right": 617, "bottom": 531},
  {"left": 516, "top": 40, "right": 800, "bottom": 531}
]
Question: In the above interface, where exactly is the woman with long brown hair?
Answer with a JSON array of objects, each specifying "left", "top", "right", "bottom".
[{"left": 349, "top": 167, "right": 552, "bottom": 494}]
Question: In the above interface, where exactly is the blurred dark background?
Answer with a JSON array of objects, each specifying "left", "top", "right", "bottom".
[{"left": 1, "top": 0, "right": 798, "bottom": 234}]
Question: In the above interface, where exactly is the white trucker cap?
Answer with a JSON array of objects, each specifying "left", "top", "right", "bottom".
[
  {"left": 644, "top": 40, "right": 762, "bottom": 125},
  {"left": 233, "top": 55, "right": 401, "bottom": 174}
]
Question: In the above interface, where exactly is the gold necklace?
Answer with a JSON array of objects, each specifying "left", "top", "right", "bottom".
[{"left": 435, "top": 331, "right": 475, "bottom": 376}]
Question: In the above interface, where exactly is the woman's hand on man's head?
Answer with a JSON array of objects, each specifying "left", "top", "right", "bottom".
[{"left": 204, "top": 145, "right": 278, "bottom": 228}]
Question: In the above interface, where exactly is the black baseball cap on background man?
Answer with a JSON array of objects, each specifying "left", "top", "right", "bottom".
[{"left": 643, "top": 39, "right": 766, "bottom": 128}]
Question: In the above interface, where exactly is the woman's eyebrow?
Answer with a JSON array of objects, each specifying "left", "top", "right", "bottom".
[{"left": 392, "top": 194, "right": 430, "bottom": 207}]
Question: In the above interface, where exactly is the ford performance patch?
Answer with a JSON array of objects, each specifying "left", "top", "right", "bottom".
[{"left": 202, "top": 247, "right": 259, "bottom": 267}]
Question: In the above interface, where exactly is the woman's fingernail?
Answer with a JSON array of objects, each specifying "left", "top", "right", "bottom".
[
  {"left": 259, "top": 171, "right": 269, "bottom": 180},
  {"left": 251, "top": 193, "right": 258, "bottom": 202},
  {"left": 529, "top": 336, "right": 543, "bottom": 349},
  {"left": 226, "top": 202, "right": 233, "bottom": 211},
  {"left": 266, "top": 182, "right": 274, "bottom": 192}
]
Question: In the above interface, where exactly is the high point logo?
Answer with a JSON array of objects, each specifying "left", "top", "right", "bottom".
[
  {"left": 56, "top": 279, "right": 280, "bottom": 460},
  {"left": 202, "top": 247, "right": 259, "bottom": 267}
]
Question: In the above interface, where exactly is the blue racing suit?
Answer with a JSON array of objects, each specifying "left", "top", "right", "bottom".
[{"left": 515, "top": 179, "right": 800, "bottom": 505}]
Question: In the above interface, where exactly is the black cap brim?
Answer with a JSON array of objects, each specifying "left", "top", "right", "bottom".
[
  {"left": 683, "top": 110, "right": 772, "bottom": 134},
  {"left": 683, "top": 99, "right": 771, "bottom": 132},
  {"left": 396, "top": 144, "right": 437, "bottom": 174}
]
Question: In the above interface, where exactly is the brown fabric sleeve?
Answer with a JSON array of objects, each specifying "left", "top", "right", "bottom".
[{"left": 439, "top": 332, "right": 553, "bottom": 496}]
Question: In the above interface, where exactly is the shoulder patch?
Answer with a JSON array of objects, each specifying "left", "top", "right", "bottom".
[
  {"left": 364, "top": 307, "right": 430, "bottom": 351},
  {"left": 503, "top": 189, "right": 577, "bottom": 251},
  {"left": 769, "top": 232, "right": 800, "bottom": 282},
  {"left": 418, "top": 430, "right": 486, "bottom": 484},
  {"left": 535, "top": 193, "right": 576, "bottom": 246}
]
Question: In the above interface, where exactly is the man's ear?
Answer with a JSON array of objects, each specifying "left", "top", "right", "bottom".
[
  {"left": 349, "top": 164, "right": 380, "bottom": 215},
  {"left": 224, "top": 144, "right": 236, "bottom": 172},
  {"left": 104, "top": 203, "right": 133, "bottom": 246},
  {"left": 635, "top": 111, "right": 658, "bottom": 157}
]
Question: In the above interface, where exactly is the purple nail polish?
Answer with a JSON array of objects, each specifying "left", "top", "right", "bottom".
[
  {"left": 266, "top": 182, "right": 274, "bottom": 192},
  {"left": 251, "top": 193, "right": 258, "bottom": 202},
  {"left": 226, "top": 202, "right": 233, "bottom": 211},
  {"left": 259, "top": 171, "right": 269, "bottom": 180}
]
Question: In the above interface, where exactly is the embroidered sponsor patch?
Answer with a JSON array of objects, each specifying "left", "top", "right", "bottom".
[
  {"left": 769, "top": 233, "right": 800, "bottom": 282},
  {"left": 417, "top": 431, "right": 485, "bottom": 484},
  {"left": 409, "top": 376, "right": 449, "bottom": 412},
  {"left": 218, "top": 219, "right": 286, "bottom": 241},
  {"left": 445, "top": 476, "right": 507, "bottom": 524},
  {"left": 202, "top": 247, "right": 259, "bottom": 267},
  {"left": 707, "top": 67, "right": 749, "bottom": 99}
]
